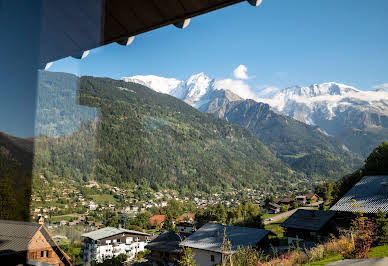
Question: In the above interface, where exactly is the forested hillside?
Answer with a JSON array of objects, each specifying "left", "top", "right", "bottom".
[
  {"left": 0, "top": 132, "right": 33, "bottom": 220},
  {"left": 206, "top": 98, "right": 362, "bottom": 180},
  {"left": 33, "top": 73, "right": 303, "bottom": 194}
]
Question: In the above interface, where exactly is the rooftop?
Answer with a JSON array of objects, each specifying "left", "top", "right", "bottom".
[
  {"left": 180, "top": 223, "right": 270, "bottom": 253},
  {"left": 82, "top": 227, "right": 150, "bottom": 241},
  {"left": 281, "top": 209, "right": 336, "bottom": 231},
  {"left": 0, "top": 220, "right": 41, "bottom": 255},
  {"left": 147, "top": 231, "right": 191, "bottom": 253},
  {"left": 330, "top": 175, "right": 388, "bottom": 213}
]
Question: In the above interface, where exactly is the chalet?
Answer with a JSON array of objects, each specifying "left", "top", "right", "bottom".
[
  {"left": 266, "top": 202, "right": 281, "bottom": 214},
  {"left": 180, "top": 223, "right": 271, "bottom": 266},
  {"left": 0, "top": 219, "right": 72, "bottom": 265},
  {"left": 176, "top": 221, "right": 196, "bottom": 233},
  {"left": 150, "top": 214, "right": 166, "bottom": 228},
  {"left": 281, "top": 209, "right": 336, "bottom": 244},
  {"left": 147, "top": 231, "right": 191, "bottom": 265},
  {"left": 177, "top": 213, "right": 195, "bottom": 223},
  {"left": 305, "top": 194, "right": 319, "bottom": 204},
  {"left": 295, "top": 196, "right": 307, "bottom": 205},
  {"left": 82, "top": 227, "right": 151, "bottom": 264},
  {"left": 330, "top": 175, "right": 388, "bottom": 214},
  {"left": 274, "top": 198, "right": 295, "bottom": 205}
]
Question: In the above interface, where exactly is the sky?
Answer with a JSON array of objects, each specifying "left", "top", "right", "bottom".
[{"left": 49, "top": 0, "right": 388, "bottom": 93}]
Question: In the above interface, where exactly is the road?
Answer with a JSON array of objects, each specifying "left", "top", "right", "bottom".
[{"left": 263, "top": 201, "right": 323, "bottom": 224}]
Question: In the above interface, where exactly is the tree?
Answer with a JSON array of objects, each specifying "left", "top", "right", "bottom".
[
  {"left": 163, "top": 212, "right": 175, "bottom": 231},
  {"left": 280, "top": 204, "right": 289, "bottom": 213},
  {"left": 93, "top": 253, "right": 127, "bottom": 266},
  {"left": 178, "top": 248, "right": 197, "bottom": 266},
  {"left": 376, "top": 209, "right": 388, "bottom": 245},
  {"left": 221, "top": 227, "right": 233, "bottom": 266}
]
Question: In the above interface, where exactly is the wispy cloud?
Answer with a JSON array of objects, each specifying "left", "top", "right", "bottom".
[
  {"left": 233, "top": 65, "right": 249, "bottom": 80},
  {"left": 372, "top": 83, "right": 388, "bottom": 89},
  {"left": 256, "top": 86, "right": 282, "bottom": 98},
  {"left": 214, "top": 79, "right": 257, "bottom": 100}
]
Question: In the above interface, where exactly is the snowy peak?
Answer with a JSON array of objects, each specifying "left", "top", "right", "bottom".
[
  {"left": 122, "top": 73, "right": 221, "bottom": 108},
  {"left": 280, "top": 82, "right": 360, "bottom": 98},
  {"left": 121, "top": 75, "right": 182, "bottom": 94},
  {"left": 171, "top": 73, "right": 214, "bottom": 106}
]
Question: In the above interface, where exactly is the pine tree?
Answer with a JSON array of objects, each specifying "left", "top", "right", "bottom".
[{"left": 178, "top": 247, "right": 197, "bottom": 266}]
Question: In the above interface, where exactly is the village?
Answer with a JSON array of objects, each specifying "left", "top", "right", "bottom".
[{"left": 18, "top": 173, "right": 388, "bottom": 265}]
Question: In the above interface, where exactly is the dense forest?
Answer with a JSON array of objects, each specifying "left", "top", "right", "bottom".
[{"left": 210, "top": 99, "right": 362, "bottom": 180}]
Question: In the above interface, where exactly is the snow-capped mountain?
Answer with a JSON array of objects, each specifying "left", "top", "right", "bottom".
[
  {"left": 121, "top": 75, "right": 182, "bottom": 94},
  {"left": 257, "top": 82, "right": 388, "bottom": 133},
  {"left": 122, "top": 73, "right": 232, "bottom": 109},
  {"left": 122, "top": 74, "right": 388, "bottom": 157}
]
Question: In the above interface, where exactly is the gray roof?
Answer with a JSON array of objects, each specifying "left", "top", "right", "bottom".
[
  {"left": 180, "top": 223, "right": 270, "bottom": 253},
  {"left": 147, "top": 231, "right": 191, "bottom": 253},
  {"left": 330, "top": 175, "right": 388, "bottom": 214},
  {"left": 0, "top": 220, "right": 41, "bottom": 255},
  {"left": 281, "top": 209, "right": 336, "bottom": 231},
  {"left": 82, "top": 227, "right": 150, "bottom": 240}
]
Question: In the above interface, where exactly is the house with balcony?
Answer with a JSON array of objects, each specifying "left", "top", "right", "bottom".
[{"left": 81, "top": 227, "right": 151, "bottom": 264}]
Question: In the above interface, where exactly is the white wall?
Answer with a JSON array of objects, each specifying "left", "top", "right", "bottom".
[{"left": 191, "top": 248, "right": 222, "bottom": 266}]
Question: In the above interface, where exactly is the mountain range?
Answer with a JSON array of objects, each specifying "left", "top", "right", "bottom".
[
  {"left": 1, "top": 71, "right": 375, "bottom": 199},
  {"left": 122, "top": 73, "right": 388, "bottom": 157},
  {"left": 31, "top": 72, "right": 312, "bottom": 194}
]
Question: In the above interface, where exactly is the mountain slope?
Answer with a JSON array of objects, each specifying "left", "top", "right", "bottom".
[
  {"left": 32, "top": 72, "right": 304, "bottom": 194},
  {"left": 123, "top": 74, "right": 363, "bottom": 180},
  {"left": 258, "top": 82, "right": 388, "bottom": 156},
  {"left": 203, "top": 97, "right": 362, "bottom": 180},
  {"left": 0, "top": 132, "right": 33, "bottom": 220}
]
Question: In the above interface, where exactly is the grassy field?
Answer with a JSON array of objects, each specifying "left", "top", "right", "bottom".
[
  {"left": 305, "top": 254, "right": 343, "bottom": 266},
  {"left": 51, "top": 215, "right": 76, "bottom": 223},
  {"left": 261, "top": 213, "right": 278, "bottom": 220},
  {"left": 90, "top": 194, "right": 118, "bottom": 204},
  {"left": 265, "top": 217, "right": 287, "bottom": 238},
  {"left": 304, "top": 245, "right": 388, "bottom": 265},
  {"left": 369, "top": 245, "right": 388, "bottom": 257}
]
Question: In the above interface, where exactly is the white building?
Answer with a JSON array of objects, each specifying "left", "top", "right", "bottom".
[
  {"left": 180, "top": 223, "right": 271, "bottom": 266},
  {"left": 82, "top": 227, "right": 151, "bottom": 265},
  {"left": 89, "top": 201, "right": 98, "bottom": 211}
]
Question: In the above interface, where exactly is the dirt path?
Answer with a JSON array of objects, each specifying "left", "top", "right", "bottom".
[{"left": 263, "top": 201, "right": 323, "bottom": 224}]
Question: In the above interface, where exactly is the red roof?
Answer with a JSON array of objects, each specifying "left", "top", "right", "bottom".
[{"left": 150, "top": 215, "right": 166, "bottom": 227}]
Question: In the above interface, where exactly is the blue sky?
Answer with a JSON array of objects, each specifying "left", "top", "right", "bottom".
[{"left": 49, "top": 0, "right": 388, "bottom": 91}]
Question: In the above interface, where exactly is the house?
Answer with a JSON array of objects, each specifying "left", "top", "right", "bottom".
[
  {"left": 177, "top": 213, "right": 195, "bottom": 223},
  {"left": 150, "top": 214, "right": 166, "bottom": 228},
  {"left": 295, "top": 196, "right": 307, "bottom": 205},
  {"left": 0, "top": 219, "right": 72, "bottom": 265},
  {"left": 274, "top": 198, "right": 295, "bottom": 205},
  {"left": 305, "top": 194, "right": 319, "bottom": 204},
  {"left": 81, "top": 227, "right": 151, "bottom": 264},
  {"left": 57, "top": 220, "right": 68, "bottom": 226},
  {"left": 176, "top": 221, "right": 196, "bottom": 233},
  {"left": 281, "top": 209, "right": 336, "bottom": 244},
  {"left": 266, "top": 202, "right": 281, "bottom": 214},
  {"left": 89, "top": 201, "right": 98, "bottom": 211},
  {"left": 147, "top": 231, "right": 191, "bottom": 266},
  {"left": 180, "top": 223, "right": 271, "bottom": 266},
  {"left": 330, "top": 175, "right": 388, "bottom": 214}
]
